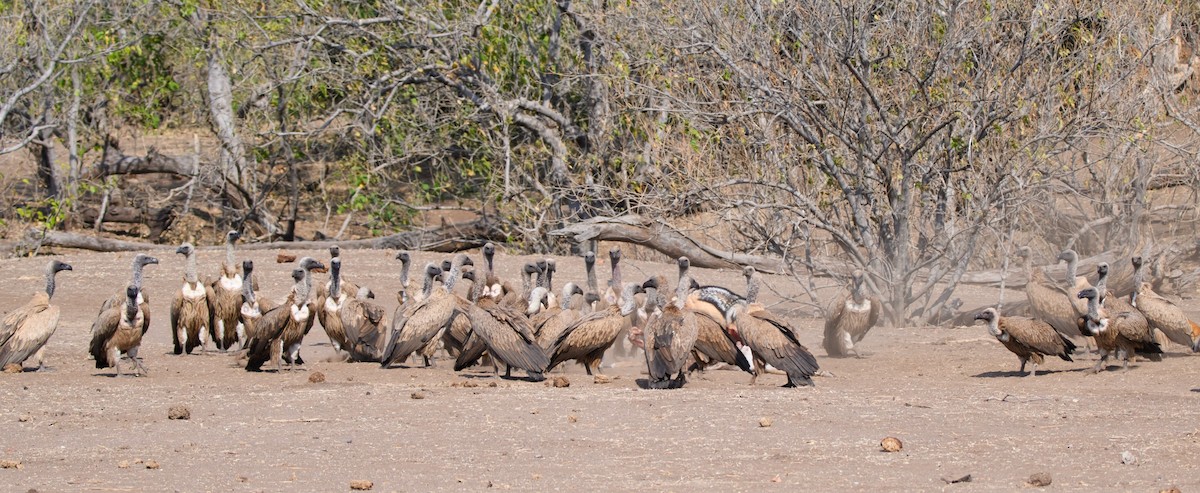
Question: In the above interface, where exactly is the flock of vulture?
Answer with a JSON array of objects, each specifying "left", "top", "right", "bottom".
[
  {"left": 976, "top": 247, "right": 1200, "bottom": 375},
  {"left": 0, "top": 231, "right": 886, "bottom": 388}
]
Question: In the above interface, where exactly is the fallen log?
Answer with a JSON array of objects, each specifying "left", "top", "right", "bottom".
[
  {"left": 20, "top": 216, "right": 507, "bottom": 254},
  {"left": 548, "top": 214, "right": 785, "bottom": 273}
]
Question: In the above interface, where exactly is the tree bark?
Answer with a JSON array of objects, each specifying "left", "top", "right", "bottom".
[{"left": 549, "top": 214, "right": 785, "bottom": 272}]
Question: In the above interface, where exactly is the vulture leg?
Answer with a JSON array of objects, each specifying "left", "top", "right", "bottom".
[
  {"left": 504, "top": 365, "right": 513, "bottom": 379},
  {"left": 1118, "top": 348, "right": 1131, "bottom": 372},
  {"left": 32, "top": 347, "right": 48, "bottom": 372},
  {"left": 1089, "top": 350, "right": 1108, "bottom": 374},
  {"left": 1018, "top": 357, "right": 1028, "bottom": 374},
  {"left": 129, "top": 347, "right": 148, "bottom": 379},
  {"left": 1025, "top": 360, "right": 1037, "bottom": 377}
]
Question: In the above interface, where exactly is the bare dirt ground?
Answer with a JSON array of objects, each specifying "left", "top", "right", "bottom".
[{"left": 1, "top": 247, "right": 1199, "bottom": 492}]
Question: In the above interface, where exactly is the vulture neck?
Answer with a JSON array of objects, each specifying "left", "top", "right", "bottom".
[
  {"left": 330, "top": 261, "right": 342, "bottom": 300},
  {"left": 585, "top": 257, "right": 598, "bottom": 294},
  {"left": 44, "top": 265, "right": 58, "bottom": 298},
  {"left": 421, "top": 269, "right": 437, "bottom": 299},
  {"left": 242, "top": 270, "right": 257, "bottom": 306},
  {"left": 124, "top": 293, "right": 139, "bottom": 323},
  {"left": 1064, "top": 255, "right": 1079, "bottom": 288},
  {"left": 619, "top": 284, "right": 638, "bottom": 316},
  {"left": 444, "top": 257, "right": 466, "bottom": 291},
  {"left": 184, "top": 251, "right": 199, "bottom": 285},
  {"left": 225, "top": 239, "right": 237, "bottom": 270},
  {"left": 745, "top": 273, "right": 760, "bottom": 304},
  {"left": 132, "top": 258, "right": 147, "bottom": 290},
  {"left": 295, "top": 272, "right": 312, "bottom": 306}
]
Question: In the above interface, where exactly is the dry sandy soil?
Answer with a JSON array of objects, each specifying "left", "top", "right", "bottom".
[{"left": 0, "top": 247, "right": 1199, "bottom": 492}]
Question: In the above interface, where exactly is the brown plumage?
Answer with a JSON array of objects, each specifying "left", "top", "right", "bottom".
[
  {"left": 726, "top": 301, "right": 819, "bottom": 387},
  {"left": 501, "top": 262, "right": 540, "bottom": 312},
  {"left": 641, "top": 258, "right": 701, "bottom": 389},
  {"left": 244, "top": 257, "right": 323, "bottom": 371},
  {"left": 340, "top": 289, "right": 389, "bottom": 362},
  {"left": 823, "top": 269, "right": 881, "bottom": 358},
  {"left": 380, "top": 255, "right": 472, "bottom": 368},
  {"left": 317, "top": 257, "right": 352, "bottom": 354},
  {"left": 315, "top": 245, "right": 362, "bottom": 351},
  {"left": 418, "top": 268, "right": 479, "bottom": 367},
  {"left": 170, "top": 243, "right": 213, "bottom": 355},
  {"left": 1077, "top": 287, "right": 1162, "bottom": 373},
  {"left": 548, "top": 282, "right": 644, "bottom": 375},
  {"left": 91, "top": 285, "right": 149, "bottom": 377},
  {"left": 454, "top": 276, "right": 548, "bottom": 380},
  {"left": 208, "top": 230, "right": 250, "bottom": 351},
  {"left": 0, "top": 260, "right": 72, "bottom": 371},
  {"left": 685, "top": 284, "right": 755, "bottom": 374},
  {"left": 534, "top": 284, "right": 586, "bottom": 350},
  {"left": 1131, "top": 281, "right": 1197, "bottom": 349},
  {"left": 974, "top": 308, "right": 1075, "bottom": 376},
  {"left": 1020, "top": 247, "right": 1087, "bottom": 341},
  {"left": 95, "top": 253, "right": 158, "bottom": 338},
  {"left": 237, "top": 260, "right": 273, "bottom": 354}
]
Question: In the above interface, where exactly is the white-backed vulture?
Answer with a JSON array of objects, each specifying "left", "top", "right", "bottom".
[
  {"left": 318, "top": 257, "right": 351, "bottom": 354},
  {"left": 724, "top": 301, "right": 820, "bottom": 387},
  {"left": 1058, "top": 249, "right": 1090, "bottom": 291},
  {"left": 0, "top": 260, "right": 72, "bottom": 371},
  {"left": 501, "top": 261, "right": 540, "bottom": 312},
  {"left": 641, "top": 257, "right": 701, "bottom": 389},
  {"left": 1131, "top": 280, "right": 1199, "bottom": 350},
  {"left": 1129, "top": 256, "right": 1200, "bottom": 349},
  {"left": 380, "top": 254, "right": 472, "bottom": 368},
  {"left": 974, "top": 308, "right": 1075, "bottom": 376},
  {"left": 95, "top": 253, "right": 158, "bottom": 336},
  {"left": 244, "top": 257, "right": 323, "bottom": 371},
  {"left": 454, "top": 272, "right": 549, "bottom": 381},
  {"left": 394, "top": 251, "right": 413, "bottom": 305},
  {"left": 315, "top": 245, "right": 361, "bottom": 340},
  {"left": 170, "top": 243, "right": 213, "bottom": 355},
  {"left": 685, "top": 284, "right": 754, "bottom": 374},
  {"left": 823, "top": 269, "right": 881, "bottom": 358},
  {"left": 347, "top": 263, "right": 440, "bottom": 363},
  {"left": 576, "top": 251, "right": 600, "bottom": 311},
  {"left": 237, "top": 260, "right": 274, "bottom": 353},
  {"left": 1019, "top": 247, "right": 1087, "bottom": 342},
  {"left": 532, "top": 283, "right": 586, "bottom": 349},
  {"left": 417, "top": 268, "right": 479, "bottom": 367},
  {"left": 208, "top": 230, "right": 249, "bottom": 351},
  {"left": 91, "top": 285, "right": 149, "bottom": 377},
  {"left": 1077, "top": 287, "right": 1162, "bottom": 373},
  {"left": 547, "top": 282, "right": 644, "bottom": 375}
]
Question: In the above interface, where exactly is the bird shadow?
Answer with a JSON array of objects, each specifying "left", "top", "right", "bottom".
[
  {"left": 971, "top": 367, "right": 1087, "bottom": 378},
  {"left": 634, "top": 378, "right": 684, "bottom": 390}
]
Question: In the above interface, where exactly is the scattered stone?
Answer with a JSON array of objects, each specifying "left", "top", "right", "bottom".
[
  {"left": 1120, "top": 450, "right": 1138, "bottom": 465},
  {"left": 546, "top": 376, "right": 570, "bottom": 388},
  {"left": 461, "top": 380, "right": 479, "bottom": 388},
  {"left": 236, "top": 476, "right": 249, "bottom": 483},
  {"left": 488, "top": 382, "right": 498, "bottom": 387},
  {"left": 410, "top": 392, "right": 426, "bottom": 400},
  {"left": 1026, "top": 472, "right": 1052, "bottom": 487},
  {"left": 117, "top": 461, "right": 130, "bottom": 469},
  {"left": 0, "top": 460, "right": 22, "bottom": 469},
  {"left": 1159, "top": 487, "right": 1182, "bottom": 493},
  {"left": 3, "top": 364, "right": 21, "bottom": 374},
  {"left": 144, "top": 460, "right": 160, "bottom": 470},
  {"left": 759, "top": 417, "right": 773, "bottom": 428},
  {"left": 308, "top": 371, "right": 326, "bottom": 384},
  {"left": 593, "top": 374, "right": 614, "bottom": 384},
  {"left": 350, "top": 479, "right": 373, "bottom": 490},
  {"left": 167, "top": 405, "right": 191, "bottom": 420},
  {"left": 17, "top": 415, "right": 29, "bottom": 423},
  {"left": 567, "top": 414, "right": 578, "bottom": 423},
  {"left": 771, "top": 474, "right": 782, "bottom": 483},
  {"left": 276, "top": 252, "right": 297, "bottom": 263},
  {"left": 881, "top": 437, "right": 903, "bottom": 453}
]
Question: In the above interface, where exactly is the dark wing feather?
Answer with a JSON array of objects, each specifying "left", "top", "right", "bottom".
[{"left": 90, "top": 308, "right": 122, "bottom": 368}]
